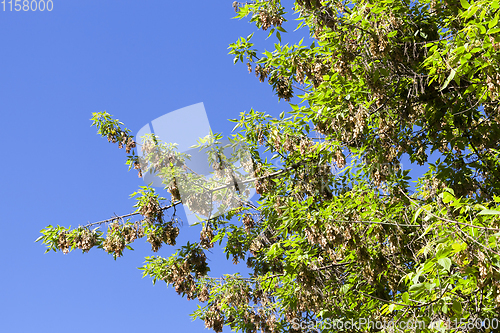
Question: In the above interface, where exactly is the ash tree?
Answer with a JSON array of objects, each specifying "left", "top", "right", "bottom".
[{"left": 38, "top": 0, "right": 500, "bottom": 332}]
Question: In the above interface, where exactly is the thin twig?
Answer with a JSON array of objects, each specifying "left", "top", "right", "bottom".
[{"left": 81, "top": 201, "right": 182, "bottom": 229}]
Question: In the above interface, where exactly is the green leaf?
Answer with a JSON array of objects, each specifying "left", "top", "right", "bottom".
[
  {"left": 489, "top": 15, "right": 499, "bottom": 29},
  {"left": 441, "top": 69, "right": 456, "bottom": 91},
  {"left": 402, "top": 292, "right": 409, "bottom": 303},
  {"left": 452, "top": 300, "right": 462, "bottom": 314},
  {"left": 478, "top": 24, "right": 487, "bottom": 34},
  {"left": 413, "top": 207, "right": 424, "bottom": 223},
  {"left": 438, "top": 257, "right": 452, "bottom": 272},
  {"left": 478, "top": 209, "right": 500, "bottom": 215},
  {"left": 409, "top": 283, "right": 425, "bottom": 293},
  {"left": 460, "top": 0, "right": 470, "bottom": 9},
  {"left": 441, "top": 191, "right": 455, "bottom": 204},
  {"left": 387, "top": 30, "right": 397, "bottom": 38}
]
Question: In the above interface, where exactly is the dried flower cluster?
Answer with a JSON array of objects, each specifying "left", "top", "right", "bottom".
[
  {"left": 73, "top": 228, "right": 98, "bottom": 253},
  {"left": 200, "top": 225, "right": 214, "bottom": 249},
  {"left": 254, "top": 65, "right": 268, "bottom": 83},
  {"left": 242, "top": 214, "right": 255, "bottom": 233},
  {"left": 162, "top": 248, "right": 209, "bottom": 301},
  {"left": 258, "top": 10, "right": 283, "bottom": 31},
  {"left": 146, "top": 222, "right": 179, "bottom": 252},
  {"left": 57, "top": 231, "right": 71, "bottom": 254},
  {"left": 102, "top": 222, "right": 144, "bottom": 257}
]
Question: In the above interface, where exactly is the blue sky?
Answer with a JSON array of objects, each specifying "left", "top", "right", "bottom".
[{"left": 0, "top": 1, "right": 289, "bottom": 332}]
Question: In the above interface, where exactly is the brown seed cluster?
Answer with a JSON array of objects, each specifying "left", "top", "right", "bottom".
[
  {"left": 147, "top": 223, "right": 179, "bottom": 252},
  {"left": 140, "top": 197, "right": 163, "bottom": 222},
  {"left": 122, "top": 223, "right": 144, "bottom": 243},
  {"left": 203, "top": 286, "right": 279, "bottom": 333},
  {"left": 185, "top": 191, "right": 214, "bottom": 218},
  {"left": 255, "top": 64, "right": 269, "bottom": 83},
  {"left": 198, "top": 284, "right": 210, "bottom": 302},
  {"left": 259, "top": 10, "right": 283, "bottom": 31},
  {"left": 242, "top": 214, "right": 255, "bottom": 233},
  {"left": 204, "top": 309, "right": 224, "bottom": 333},
  {"left": 200, "top": 225, "right": 214, "bottom": 249},
  {"left": 294, "top": 59, "right": 329, "bottom": 87},
  {"left": 107, "top": 131, "right": 136, "bottom": 154},
  {"left": 102, "top": 222, "right": 145, "bottom": 257},
  {"left": 73, "top": 228, "right": 98, "bottom": 253},
  {"left": 274, "top": 76, "right": 293, "bottom": 101},
  {"left": 132, "top": 159, "right": 143, "bottom": 178},
  {"left": 486, "top": 74, "right": 500, "bottom": 100},
  {"left": 57, "top": 232, "right": 71, "bottom": 254},
  {"left": 255, "top": 177, "right": 272, "bottom": 195},
  {"left": 163, "top": 249, "right": 209, "bottom": 301},
  {"left": 490, "top": 35, "right": 500, "bottom": 51},
  {"left": 102, "top": 223, "right": 126, "bottom": 257},
  {"left": 369, "top": 33, "right": 389, "bottom": 57}
]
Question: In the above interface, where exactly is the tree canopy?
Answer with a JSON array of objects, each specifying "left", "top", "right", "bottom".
[{"left": 38, "top": 0, "right": 500, "bottom": 332}]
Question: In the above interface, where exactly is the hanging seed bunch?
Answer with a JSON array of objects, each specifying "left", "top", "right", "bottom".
[
  {"left": 146, "top": 222, "right": 179, "bottom": 252},
  {"left": 200, "top": 225, "right": 214, "bottom": 249},
  {"left": 132, "top": 159, "right": 143, "bottom": 178},
  {"left": 254, "top": 64, "right": 269, "bottom": 83},
  {"left": 258, "top": 9, "right": 283, "bottom": 31},
  {"left": 282, "top": 134, "right": 298, "bottom": 153},
  {"left": 271, "top": 76, "right": 293, "bottom": 101},
  {"left": 310, "top": 60, "right": 329, "bottom": 88},
  {"left": 140, "top": 197, "right": 163, "bottom": 222},
  {"left": 162, "top": 248, "right": 209, "bottom": 302},
  {"left": 57, "top": 231, "right": 71, "bottom": 254},
  {"left": 185, "top": 190, "right": 214, "bottom": 217},
  {"left": 254, "top": 164, "right": 273, "bottom": 195},
  {"left": 203, "top": 280, "right": 279, "bottom": 333},
  {"left": 73, "top": 228, "right": 99, "bottom": 253},
  {"left": 116, "top": 133, "right": 136, "bottom": 154},
  {"left": 294, "top": 60, "right": 308, "bottom": 84},
  {"left": 133, "top": 187, "right": 165, "bottom": 224},
  {"left": 102, "top": 222, "right": 144, "bottom": 258},
  {"left": 240, "top": 153, "right": 254, "bottom": 174},
  {"left": 198, "top": 284, "right": 210, "bottom": 302},
  {"left": 242, "top": 214, "right": 255, "bottom": 233},
  {"left": 140, "top": 136, "right": 162, "bottom": 172},
  {"left": 122, "top": 222, "right": 145, "bottom": 243},
  {"left": 204, "top": 309, "right": 224, "bottom": 333},
  {"left": 102, "top": 222, "right": 126, "bottom": 258}
]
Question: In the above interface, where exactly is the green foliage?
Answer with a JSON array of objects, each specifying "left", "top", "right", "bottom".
[{"left": 39, "top": 1, "right": 500, "bottom": 332}]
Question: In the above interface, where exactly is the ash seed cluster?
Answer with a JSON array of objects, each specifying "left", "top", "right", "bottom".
[
  {"left": 200, "top": 225, "right": 215, "bottom": 249},
  {"left": 107, "top": 131, "right": 136, "bottom": 154},
  {"left": 254, "top": 64, "right": 269, "bottom": 83},
  {"left": 147, "top": 223, "right": 179, "bottom": 252},
  {"left": 57, "top": 232, "right": 71, "bottom": 255},
  {"left": 73, "top": 228, "right": 98, "bottom": 253},
  {"left": 102, "top": 222, "right": 145, "bottom": 257},
  {"left": 242, "top": 214, "right": 255, "bottom": 233},
  {"left": 258, "top": 10, "right": 283, "bottom": 31},
  {"left": 162, "top": 249, "right": 209, "bottom": 302}
]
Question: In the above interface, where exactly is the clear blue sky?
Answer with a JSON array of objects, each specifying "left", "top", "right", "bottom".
[{"left": 0, "top": 1, "right": 289, "bottom": 332}]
